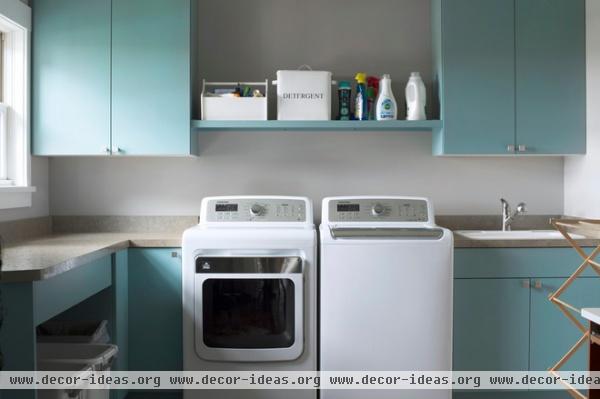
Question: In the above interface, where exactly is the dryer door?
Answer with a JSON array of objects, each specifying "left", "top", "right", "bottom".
[{"left": 194, "top": 256, "right": 304, "bottom": 362}]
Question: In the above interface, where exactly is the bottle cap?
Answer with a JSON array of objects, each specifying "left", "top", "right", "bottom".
[
  {"left": 411, "top": 72, "right": 421, "bottom": 77},
  {"left": 339, "top": 81, "right": 351, "bottom": 90},
  {"left": 382, "top": 74, "right": 391, "bottom": 80},
  {"left": 354, "top": 73, "right": 367, "bottom": 84}
]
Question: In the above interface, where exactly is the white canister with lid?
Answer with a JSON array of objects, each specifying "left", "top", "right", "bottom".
[{"left": 405, "top": 72, "right": 427, "bottom": 121}]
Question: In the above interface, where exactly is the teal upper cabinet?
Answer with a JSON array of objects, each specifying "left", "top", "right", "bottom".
[
  {"left": 432, "top": 0, "right": 516, "bottom": 155},
  {"left": 515, "top": 0, "right": 586, "bottom": 155},
  {"left": 433, "top": 0, "right": 586, "bottom": 155},
  {"left": 32, "top": 0, "right": 194, "bottom": 156},
  {"left": 32, "top": 0, "right": 111, "bottom": 156},
  {"left": 111, "top": 0, "right": 193, "bottom": 156}
]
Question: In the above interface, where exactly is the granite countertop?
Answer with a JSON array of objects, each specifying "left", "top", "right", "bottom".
[
  {"left": 1, "top": 233, "right": 182, "bottom": 282},
  {"left": 2, "top": 215, "right": 599, "bottom": 283}
]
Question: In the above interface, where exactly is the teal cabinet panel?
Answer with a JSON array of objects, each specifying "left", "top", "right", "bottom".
[
  {"left": 32, "top": 0, "right": 111, "bottom": 156},
  {"left": 515, "top": 0, "right": 586, "bottom": 155},
  {"left": 33, "top": 256, "right": 112, "bottom": 326},
  {"left": 455, "top": 247, "right": 599, "bottom": 279},
  {"left": 453, "top": 279, "right": 530, "bottom": 371},
  {"left": 111, "top": 0, "right": 192, "bottom": 156},
  {"left": 128, "top": 249, "right": 182, "bottom": 371},
  {"left": 530, "top": 278, "right": 600, "bottom": 371},
  {"left": 434, "top": 0, "right": 515, "bottom": 155},
  {"left": 0, "top": 284, "right": 36, "bottom": 399},
  {"left": 111, "top": 250, "right": 129, "bottom": 399}
]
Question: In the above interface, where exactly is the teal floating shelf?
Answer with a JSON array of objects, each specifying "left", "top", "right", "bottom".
[{"left": 191, "top": 120, "right": 442, "bottom": 131}]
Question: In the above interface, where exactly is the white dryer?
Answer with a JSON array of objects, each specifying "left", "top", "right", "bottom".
[
  {"left": 182, "top": 196, "right": 317, "bottom": 399},
  {"left": 320, "top": 196, "right": 453, "bottom": 399}
]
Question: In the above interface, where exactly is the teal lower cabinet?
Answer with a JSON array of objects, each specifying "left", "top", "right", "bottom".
[
  {"left": 530, "top": 278, "right": 600, "bottom": 372},
  {"left": 454, "top": 279, "right": 530, "bottom": 371},
  {"left": 127, "top": 248, "right": 182, "bottom": 397},
  {"left": 453, "top": 248, "right": 599, "bottom": 399}
]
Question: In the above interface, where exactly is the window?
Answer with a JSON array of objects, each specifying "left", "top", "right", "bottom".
[{"left": 0, "top": 0, "right": 35, "bottom": 209}]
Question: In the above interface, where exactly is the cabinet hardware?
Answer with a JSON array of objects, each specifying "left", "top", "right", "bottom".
[
  {"left": 112, "top": 146, "right": 123, "bottom": 154},
  {"left": 507, "top": 144, "right": 516, "bottom": 153},
  {"left": 521, "top": 280, "right": 530, "bottom": 289},
  {"left": 534, "top": 280, "right": 542, "bottom": 290},
  {"left": 517, "top": 145, "right": 528, "bottom": 152}
]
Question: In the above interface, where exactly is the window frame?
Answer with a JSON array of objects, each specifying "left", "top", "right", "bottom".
[{"left": 0, "top": 0, "right": 35, "bottom": 209}]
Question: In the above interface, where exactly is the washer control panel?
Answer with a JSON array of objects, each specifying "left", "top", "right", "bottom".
[
  {"left": 206, "top": 198, "right": 307, "bottom": 222},
  {"left": 328, "top": 198, "right": 429, "bottom": 223}
]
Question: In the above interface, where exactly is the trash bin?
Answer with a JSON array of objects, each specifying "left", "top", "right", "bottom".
[
  {"left": 37, "top": 320, "right": 110, "bottom": 344},
  {"left": 37, "top": 343, "right": 118, "bottom": 399},
  {"left": 37, "top": 360, "right": 92, "bottom": 399}
]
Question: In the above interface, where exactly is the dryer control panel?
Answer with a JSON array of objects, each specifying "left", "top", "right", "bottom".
[
  {"left": 205, "top": 198, "right": 307, "bottom": 222},
  {"left": 328, "top": 198, "right": 429, "bottom": 223}
]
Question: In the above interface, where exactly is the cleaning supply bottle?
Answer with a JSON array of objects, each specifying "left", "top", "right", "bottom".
[
  {"left": 337, "top": 81, "right": 352, "bottom": 120},
  {"left": 405, "top": 72, "right": 427, "bottom": 121},
  {"left": 354, "top": 73, "right": 368, "bottom": 121},
  {"left": 367, "top": 76, "right": 379, "bottom": 120},
  {"left": 376, "top": 74, "right": 398, "bottom": 121}
]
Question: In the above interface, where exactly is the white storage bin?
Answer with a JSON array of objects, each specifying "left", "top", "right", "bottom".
[
  {"left": 201, "top": 80, "right": 268, "bottom": 121},
  {"left": 273, "top": 69, "right": 335, "bottom": 120},
  {"left": 38, "top": 343, "right": 119, "bottom": 399},
  {"left": 37, "top": 360, "right": 92, "bottom": 399}
]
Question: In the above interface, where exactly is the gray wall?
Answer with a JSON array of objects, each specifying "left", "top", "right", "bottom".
[
  {"left": 44, "top": 0, "right": 563, "bottom": 219},
  {"left": 49, "top": 133, "right": 564, "bottom": 218}
]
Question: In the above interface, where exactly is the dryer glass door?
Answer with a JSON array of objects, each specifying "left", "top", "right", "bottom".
[{"left": 194, "top": 256, "right": 304, "bottom": 362}]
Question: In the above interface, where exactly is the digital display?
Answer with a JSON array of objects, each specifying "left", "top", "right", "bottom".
[
  {"left": 215, "top": 204, "right": 238, "bottom": 212},
  {"left": 337, "top": 204, "right": 360, "bottom": 212}
]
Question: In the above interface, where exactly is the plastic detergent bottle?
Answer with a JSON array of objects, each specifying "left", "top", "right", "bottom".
[
  {"left": 338, "top": 81, "right": 352, "bottom": 120},
  {"left": 376, "top": 74, "right": 398, "bottom": 121},
  {"left": 405, "top": 72, "right": 427, "bottom": 120},
  {"left": 354, "top": 73, "right": 368, "bottom": 121}
]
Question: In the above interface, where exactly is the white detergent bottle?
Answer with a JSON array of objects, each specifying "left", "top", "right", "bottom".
[
  {"left": 405, "top": 72, "right": 427, "bottom": 120},
  {"left": 376, "top": 74, "right": 397, "bottom": 121}
]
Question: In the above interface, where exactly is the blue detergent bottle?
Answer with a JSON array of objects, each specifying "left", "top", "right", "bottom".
[{"left": 354, "top": 72, "right": 368, "bottom": 120}]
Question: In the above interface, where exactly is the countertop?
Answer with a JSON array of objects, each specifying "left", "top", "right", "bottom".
[
  {"left": 1, "top": 233, "right": 182, "bottom": 282},
  {"left": 2, "top": 229, "right": 599, "bottom": 282}
]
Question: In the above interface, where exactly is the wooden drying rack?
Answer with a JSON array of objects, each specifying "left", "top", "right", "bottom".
[{"left": 550, "top": 219, "right": 600, "bottom": 399}]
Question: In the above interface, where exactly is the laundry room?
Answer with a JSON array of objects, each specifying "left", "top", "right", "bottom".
[{"left": 0, "top": 0, "right": 598, "bottom": 398}]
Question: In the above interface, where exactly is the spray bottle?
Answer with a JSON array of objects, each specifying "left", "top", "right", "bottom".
[{"left": 354, "top": 73, "right": 368, "bottom": 121}]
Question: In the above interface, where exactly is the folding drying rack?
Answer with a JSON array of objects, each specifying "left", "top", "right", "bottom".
[{"left": 550, "top": 219, "right": 600, "bottom": 399}]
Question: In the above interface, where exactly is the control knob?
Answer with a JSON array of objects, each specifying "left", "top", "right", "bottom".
[
  {"left": 250, "top": 204, "right": 265, "bottom": 216},
  {"left": 372, "top": 203, "right": 385, "bottom": 217}
]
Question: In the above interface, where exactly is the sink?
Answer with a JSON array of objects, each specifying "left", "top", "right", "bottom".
[{"left": 455, "top": 230, "right": 585, "bottom": 240}]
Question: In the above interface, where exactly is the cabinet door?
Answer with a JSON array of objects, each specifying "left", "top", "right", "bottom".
[
  {"left": 32, "top": 0, "right": 111, "bottom": 156},
  {"left": 437, "top": 0, "right": 516, "bottom": 155},
  {"left": 530, "top": 278, "right": 600, "bottom": 371},
  {"left": 454, "top": 279, "right": 530, "bottom": 371},
  {"left": 128, "top": 249, "right": 182, "bottom": 371},
  {"left": 111, "top": 0, "right": 192, "bottom": 156},
  {"left": 515, "top": 0, "right": 586, "bottom": 154}
]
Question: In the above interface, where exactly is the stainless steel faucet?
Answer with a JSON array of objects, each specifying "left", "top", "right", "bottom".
[{"left": 501, "top": 198, "right": 527, "bottom": 231}]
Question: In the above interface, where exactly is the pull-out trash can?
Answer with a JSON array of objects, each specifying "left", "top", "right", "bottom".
[
  {"left": 37, "top": 320, "right": 110, "bottom": 344},
  {"left": 37, "top": 343, "right": 118, "bottom": 399},
  {"left": 37, "top": 360, "right": 92, "bottom": 399}
]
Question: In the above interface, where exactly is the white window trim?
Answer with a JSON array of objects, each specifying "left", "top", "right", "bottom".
[{"left": 0, "top": 0, "right": 34, "bottom": 210}]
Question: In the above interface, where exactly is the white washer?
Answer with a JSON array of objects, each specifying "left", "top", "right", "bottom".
[
  {"left": 320, "top": 196, "right": 453, "bottom": 399},
  {"left": 182, "top": 196, "right": 317, "bottom": 399}
]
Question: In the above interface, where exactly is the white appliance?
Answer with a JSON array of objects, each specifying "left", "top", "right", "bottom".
[
  {"left": 182, "top": 196, "right": 317, "bottom": 399},
  {"left": 320, "top": 196, "right": 453, "bottom": 399}
]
